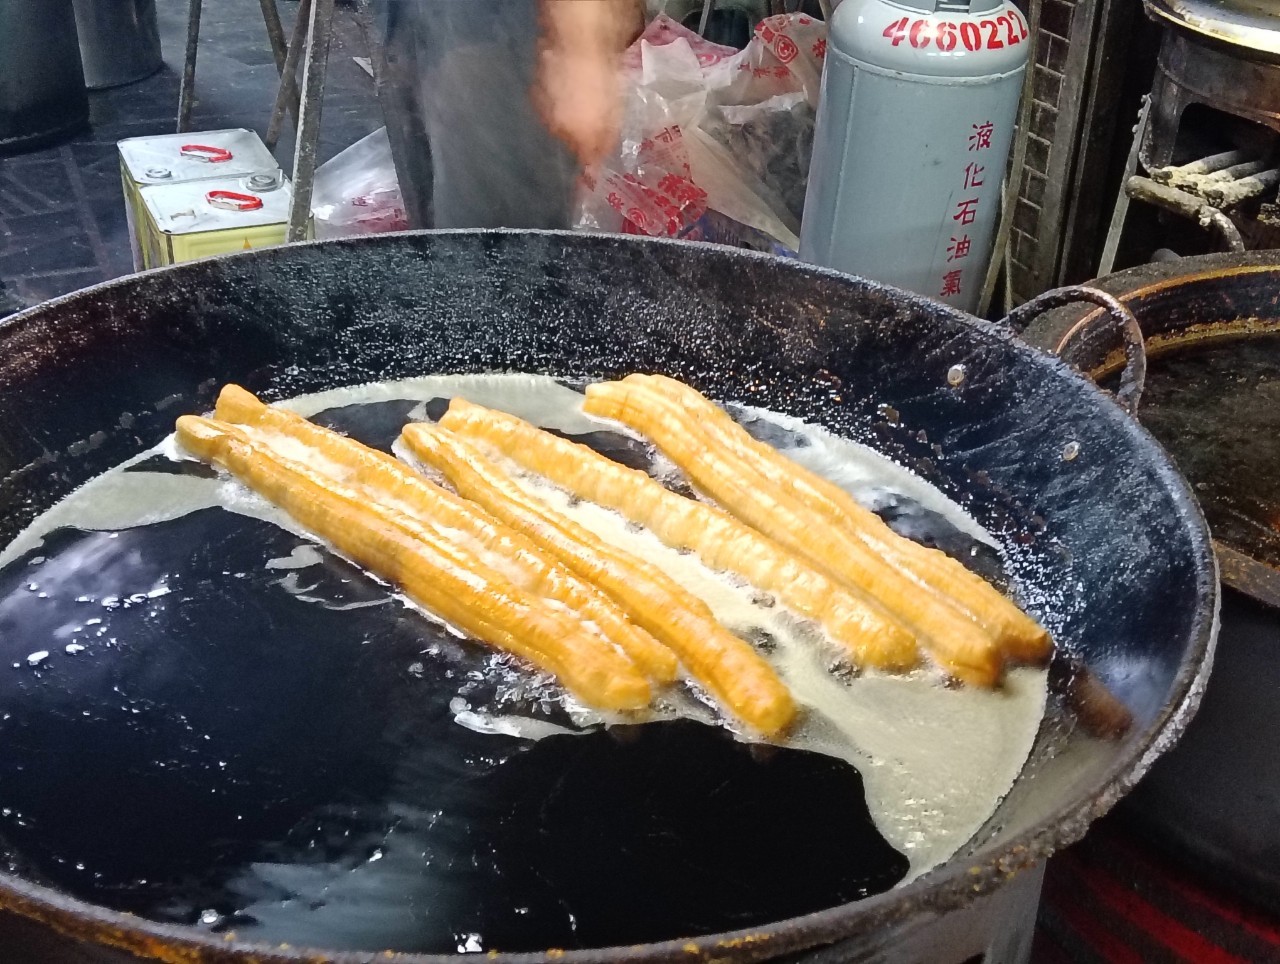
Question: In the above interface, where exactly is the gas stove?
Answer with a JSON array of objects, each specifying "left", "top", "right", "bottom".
[{"left": 1101, "top": 0, "right": 1280, "bottom": 269}]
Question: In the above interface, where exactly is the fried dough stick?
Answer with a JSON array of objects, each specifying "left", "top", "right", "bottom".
[
  {"left": 214, "top": 386, "right": 677, "bottom": 684},
  {"left": 631, "top": 373, "right": 1051, "bottom": 664},
  {"left": 583, "top": 381, "right": 1003, "bottom": 686},
  {"left": 399, "top": 422, "right": 795, "bottom": 737},
  {"left": 175, "top": 416, "right": 652, "bottom": 711},
  {"left": 438, "top": 399, "right": 920, "bottom": 674}
]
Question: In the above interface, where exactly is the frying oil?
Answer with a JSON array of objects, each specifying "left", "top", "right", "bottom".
[
  {"left": 0, "top": 374, "right": 1047, "bottom": 953},
  {"left": 288, "top": 374, "right": 1049, "bottom": 878}
]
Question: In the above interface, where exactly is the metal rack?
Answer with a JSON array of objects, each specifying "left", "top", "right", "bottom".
[{"left": 178, "top": 0, "right": 340, "bottom": 242}]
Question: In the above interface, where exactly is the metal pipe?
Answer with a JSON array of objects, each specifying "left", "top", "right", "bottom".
[
  {"left": 1098, "top": 98, "right": 1150, "bottom": 277},
  {"left": 258, "top": 0, "right": 301, "bottom": 126},
  {"left": 1204, "top": 167, "right": 1280, "bottom": 208},
  {"left": 288, "top": 0, "right": 335, "bottom": 242},
  {"left": 266, "top": 0, "right": 312, "bottom": 151},
  {"left": 1148, "top": 148, "right": 1249, "bottom": 184},
  {"left": 1124, "top": 175, "right": 1246, "bottom": 253},
  {"left": 1203, "top": 158, "right": 1270, "bottom": 183},
  {"left": 177, "top": 0, "right": 201, "bottom": 133}
]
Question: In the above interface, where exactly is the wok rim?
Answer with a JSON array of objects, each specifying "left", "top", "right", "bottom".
[{"left": 0, "top": 229, "right": 1221, "bottom": 963}]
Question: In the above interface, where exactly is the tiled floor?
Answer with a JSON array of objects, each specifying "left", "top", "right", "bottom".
[{"left": 0, "top": 0, "right": 381, "bottom": 316}]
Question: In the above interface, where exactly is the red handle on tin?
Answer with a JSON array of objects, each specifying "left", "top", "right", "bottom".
[
  {"left": 205, "top": 190, "right": 264, "bottom": 212},
  {"left": 181, "top": 144, "right": 234, "bottom": 162}
]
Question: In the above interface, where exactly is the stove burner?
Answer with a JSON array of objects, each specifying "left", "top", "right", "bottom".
[
  {"left": 1101, "top": 7, "right": 1280, "bottom": 270},
  {"left": 1145, "top": 0, "right": 1280, "bottom": 61},
  {"left": 1148, "top": 149, "right": 1279, "bottom": 209}
]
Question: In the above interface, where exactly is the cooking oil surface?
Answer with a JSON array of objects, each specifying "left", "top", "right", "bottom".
[{"left": 0, "top": 374, "right": 1047, "bottom": 954}]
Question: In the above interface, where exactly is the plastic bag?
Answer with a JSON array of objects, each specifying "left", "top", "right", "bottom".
[
  {"left": 311, "top": 127, "right": 410, "bottom": 239},
  {"left": 575, "top": 13, "right": 827, "bottom": 254}
]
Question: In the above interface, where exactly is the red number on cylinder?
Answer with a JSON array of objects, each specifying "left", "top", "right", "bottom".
[
  {"left": 882, "top": 16, "right": 909, "bottom": 46},
  {"left": 909, "top": 19, "right": 931, "bottom": 48},
  {"left": 960, "top": 21, "right": 981, "bottom": 50},
  {"left": 937, "top": 21, "right": 957, "bottom": 51},
  {"left": 1011, "top": 8, "right": 1030, "bottom": 39},
  {"left": 1000, "top": 14, "right": 1018, "bottom": 45},
  {"left": 983, "top": 19, "right": 1004, "bottom": 48}
]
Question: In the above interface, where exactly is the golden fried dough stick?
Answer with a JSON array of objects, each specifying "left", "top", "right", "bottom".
[
  {"left": 439, "top": 399, "right": 920, "bottom": 674},
  {"left": 399, "top": 421, "right": 795, "bottom": 736},
  {"left": 175, "top": 415, "right": 652, "bottom": 712},
  {"left": 630, "top": 373, "right": 1051, "bottom": 664},
  {"left": 214, "top": 385, "right": 678, "bottom": 684},
  {"left": 583, "top": 381, "right": 1004, "bottom": 686}
]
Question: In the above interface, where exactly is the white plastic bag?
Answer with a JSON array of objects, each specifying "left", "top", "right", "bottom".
[
  {"left": 311, "top": 128, "right": 410, "bottom": 239},
  {"left": 575, "top": 13, "right": 827, "bottom": 254}
]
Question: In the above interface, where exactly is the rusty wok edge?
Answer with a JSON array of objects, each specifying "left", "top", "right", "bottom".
[{"left": 0, "top": 230, "right": 1222, "bottom": 964}]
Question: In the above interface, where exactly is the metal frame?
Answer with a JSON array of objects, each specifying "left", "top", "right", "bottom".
[{"left": 177, "top": 0, "right": 335, "bottom": 242}]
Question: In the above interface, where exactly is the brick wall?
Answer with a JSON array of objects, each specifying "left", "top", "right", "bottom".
[{"left": 1009, "top": 0, "right": 1077, "bottom": 301}]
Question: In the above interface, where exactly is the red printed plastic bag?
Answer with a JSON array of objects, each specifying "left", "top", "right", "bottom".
[
  {"left": 311, "top": 128, "right": 409, "bottom": 240},
  {"left": 575, "top": 13, "right": 827, "bottom": 252}
]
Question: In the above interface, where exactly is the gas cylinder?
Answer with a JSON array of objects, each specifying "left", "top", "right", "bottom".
[{"left": 800, "top": 0, "right": 1030, "bottom": 312}]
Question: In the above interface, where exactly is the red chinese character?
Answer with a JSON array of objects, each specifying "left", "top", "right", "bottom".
[
  {"left": 953, "top": 198, "right": 980, "bottom": 226},
  {"left": 656, "top": 173, "right": 706, "bottom": 207},
  {"left": 947, "top": 235, "right": 972, "bottom": 261},
  {"left": 773, "top": 65, "right": 791, "bottom": 79},
  {"left": 940, "top": 270, "right": 963, "bottom": 297},
  {"left": 963, "top": 162, "right": 985, "bottom": 190},
  {"left": 753, "top": 67, "right": 770, "bottom": 78},
  {"left": 969, "top": 122, "right": 994, "bottom": 152},
  {"left": 812, "top": 38, "right": 827, "bottom": 59}
]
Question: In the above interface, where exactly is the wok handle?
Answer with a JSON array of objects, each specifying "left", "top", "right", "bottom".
[{"left": 1001, "top": 285, "right": 1147, "bottom": 416}]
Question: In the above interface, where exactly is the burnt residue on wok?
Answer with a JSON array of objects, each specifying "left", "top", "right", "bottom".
[
  {"left": 0, "top": 399, "right": 915, "bottom": 954},
  {"left": 0, "top": 232, "right": 1216, "bottom": 963}
]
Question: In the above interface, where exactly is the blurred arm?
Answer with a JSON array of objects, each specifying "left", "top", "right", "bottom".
[{"left": 533, "top": 0, "right": 644, "bottom": 167}]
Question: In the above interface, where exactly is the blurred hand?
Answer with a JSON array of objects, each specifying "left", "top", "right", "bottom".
[{"left": 533, "top": 0, "right": 639, "bottom": 167}]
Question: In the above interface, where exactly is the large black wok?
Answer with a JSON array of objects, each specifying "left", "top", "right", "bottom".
[{"left": 0, "top": 231, "right": 1217, "bottom": 963}]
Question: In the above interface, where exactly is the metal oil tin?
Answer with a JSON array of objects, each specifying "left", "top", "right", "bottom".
[
  {"left": 118, "top": 129, "right": 280, "bottom": 269},
  {"left": 137, "top": 171, "right": 305, "bottom": 268}
]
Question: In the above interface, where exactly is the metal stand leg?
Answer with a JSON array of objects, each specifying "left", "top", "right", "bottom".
[
  {"left": 181, "top": 0, "right": 302, "bottom": 135},
  {"left": 266, "top": 0, "right": 313, "bottom": 150},
  {"left": 177, "top": 0, "right": 202, "bottom": 133},
  {"left": 259, "top": 0, "right": 302, "bottom": 131},
  {"left": 1098, "top": 98, "right": 1150, "bottom": 276},
  {"left": 288, "top": 0, "right": 336, "bottom": 242},
  {"left": 258, "top": 0, "right": 290, "bottom": 68}
]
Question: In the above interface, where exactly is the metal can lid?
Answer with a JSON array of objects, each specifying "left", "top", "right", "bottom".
[
  {"left": 244, "top": 172, "right": 283, "bottom": 193},
  {"left": 119, "top": 129, "right": 280, "bottom": 184}
]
